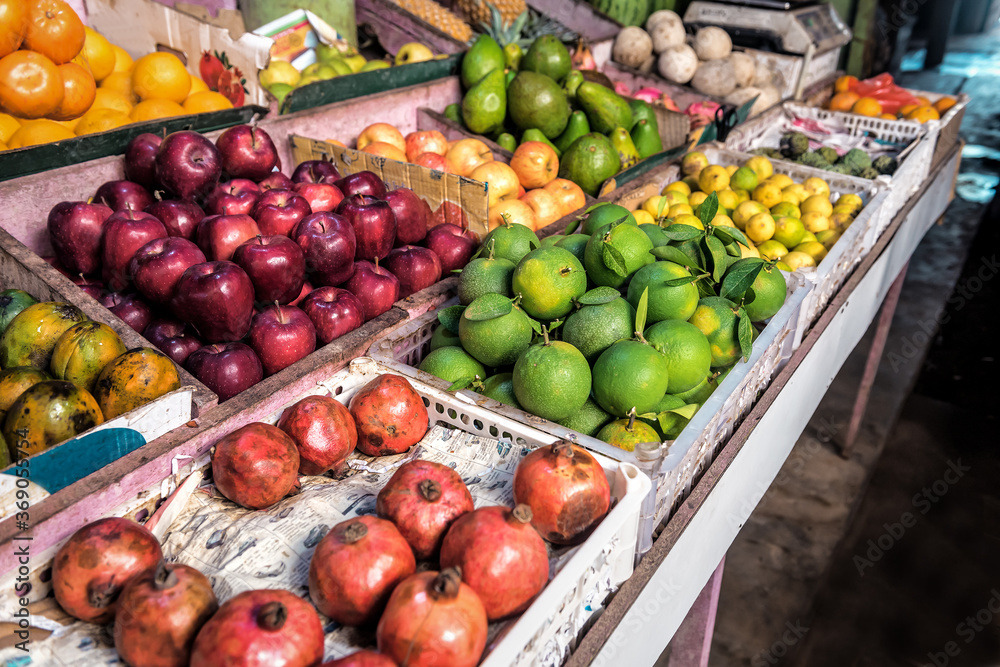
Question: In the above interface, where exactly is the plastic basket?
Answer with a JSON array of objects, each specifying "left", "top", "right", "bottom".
[
  {"left": 724, "top": 102, "right": 928, "bottom": 227},
  {"left": 369, "top": 281, "right": 808, "bottom": 534},
  {"left": 0, "top": 358, "right": 648, "bottom": 667}
]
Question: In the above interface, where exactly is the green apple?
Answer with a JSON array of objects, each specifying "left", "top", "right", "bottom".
[
  {"left": 395, "top": 42, "right": 434, "bottom": 65},
  {"left": 343, "top": 54, "right": 367, "bottom": 72},
  {"left": 315, "top": 43, "right": 345, "bottom": 63},
  {"left": 326, "top": 58, "right": 353, "bottom": 76},
  {"left": 268, "top": 83, "right": 294, "bottom": 107},
  {"left": 302, "top": 62, "right": 337, "bottom": 80},
  {"left": 296, "top": 73, "right": 325, "bottom": 87},
  {"left": 259, "top": 60, "right": 300, "bottom": 88},
  {"left": 360, "top": 60, "right": 391, "bottom": 72}
]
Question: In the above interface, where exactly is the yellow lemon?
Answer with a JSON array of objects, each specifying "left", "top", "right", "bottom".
[
  {"left": 642, "top": 196, "right": 667, "bottom": 217},
  {"left": 130, "top": 99, "right": 185, "bottom": 122},
  {"left": 712, "top": 214, "right": 735, "bottom": 228},
  {"left": 682, "top": 151, "right": 709, "bottom": 176},
  {"left": 752, "top": 182, "right": 782, "bottom": 209},
  {"left": 733, "top": 200, "right": 766, "bottom": 230},
  {"left": 801, "top": 212, "right": 831, "bottom": 233},
  {"left": 633, "top": 209, "right": 656, "bottom": 226},
  {"left": 716, "top": 189, "right": 739, "bottom": 210},
  {"left": 671, "top": 214, "right": 704, "bottom": 230},
  {"left": 746, "top": 212, "right": 775, "bottom": 244},
  {"left": 794, "top": 241, "right": 828, "bottom": 263},
  {"left": 661, "top": 191, "right": 689, "bottom": 207},
  {"left": 111, "top": 45, "right": 134, "bottom": 73},
  {"left": 189, "top": 75, "right": 210, "bottom": 95},
  {"left": 757, "top": 240, "right": 788, "bottom": 261},
  {"left": 698, "top": 165, "right": 731, "bottom": 193},
  {"left": 668, "top": 204, "right": 694, "bottom": 217},
  {"left": 0, "top": 114, "right": 21, "bottom": 143},
  {"left": 830, "top": 212, "right": 854, "bottom": 230},
  {"left": 81, "top": 27, "right": 116, "bottom": 82},
  {"left": 783, "top": 251, "right": 816, "bottom": 270},
  {"left": 766, "top": 173, "right": 794, "bottom": 190},
  {"left": 816, "top": 230, "right": 842, "bottom": 250},
  {"left": 99, "top": 72, "right": 136, "bottom": 103},
  {"left": 771, "top": 201, "right": 801, "bottom": 219},
  {"left": 689, "top": 191, "right": 708, "bottom": 207},
  {"left": 663, "top": 181, "right": 691, "bottom": 196},
  {"left": 803, "top": 177, "right": 830, "bottom": 198},
  {"left": 733, "top": 188, "right": 750, "bottom": 204},
  {"left": 744, "top": 155, "right": 773, "bottom": 180},
  {"left": 781, "top": 183, "right": 808, "bottom": 206},
  {"left": 724, "top": 164, "right": 738, "bottom": 176},
  {"left": 74, "top": 108, "right": 131, "bottom": 135},
  {"left": 836, "top": 193, "right": 864, "bottom": 212},
  {"left": 92, "top": 89, "right": 134, "bottom": 115},
  {"left": 182, "top": 91, "right": 234, "bottom": 113},
  {"left": 738, "top": 241, "right": 760, "bottom": 258},
  {"left": 801, "top": 195, "right": 834, "bottom": 217},
  {"left": 7, "top": 120, "right": 75, "bottom": 149}
]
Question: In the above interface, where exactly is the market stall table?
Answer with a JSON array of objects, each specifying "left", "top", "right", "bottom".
[{"left": 564, "top": 142, "right": 962, "bottom": 667}]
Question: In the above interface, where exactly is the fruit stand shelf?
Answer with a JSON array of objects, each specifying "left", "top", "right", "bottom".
[{"left": 563, "top": 141, "right": 962, "bottom": 667}]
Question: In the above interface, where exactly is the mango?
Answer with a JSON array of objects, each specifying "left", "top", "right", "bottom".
[
  {"left": 51, "top": 322, "right": 127, "bottom": 393},
  {"left": 3, "top": 380, "right": 103, "bottom": 459},
  {"left": 0, "top": 367, "right": 50, "bottom": 417},
  {"left": 94, "top": 348, "right": 181, "bottom": 419},
  {"left": 0, "top": 302, "right": 88, "bottom": 370},
  {"left": 0, "top": 290, "right": 38, "bottom": 334}
]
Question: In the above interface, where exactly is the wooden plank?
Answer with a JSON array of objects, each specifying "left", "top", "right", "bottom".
[{"left": 416, "top": 107, "right": 514, "bottom": 161}]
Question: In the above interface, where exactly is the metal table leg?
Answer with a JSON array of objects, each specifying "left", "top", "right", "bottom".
[{"left": 667, "top": 558, "right": 726, "bottom": 667}]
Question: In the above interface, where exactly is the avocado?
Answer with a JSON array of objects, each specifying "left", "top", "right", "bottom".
[
  {"left": 563, "top": 70, "right": 584, "bottom": 102},
  {"left": 462, "top": 68, "right": 506, "bottom": 135},
  {"left": 521, "top": 128, "right": 561, "bottom": 157},
  {"left": 554, "top": 110, "right": 590, "bottom": 154},
  {"left": 631, "top": 118, "right": 663, "bottom": 159},
  {"left": 559, "top": 133, "right": 621, "bottom": 197},
  {"left": 578, "top": 82, "right": 633, "bottom": 135},
  {"left": 497, "top": 132, "right": 517, "bottom": 152},
  {"left": 628, "top": 99, "right": 657, "bottom": 130},
  {"left": 610, "top": 127, "right": 640, "bottom": 169},
  {"left": 521, "top": 35, "right": 572, "bottom": 83},
  {"left": 462, "top": 35, "right": 505, "bottom": 89},
  {"left": 444, "top": 103, "right": 461, "bottom": 124},
  {"left": 507, "top": 71, "right": 571, "bottom": 139}
]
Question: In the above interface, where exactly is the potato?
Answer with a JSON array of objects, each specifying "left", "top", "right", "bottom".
[
  {"left": 646, "top": 9, "right": 683, "bottom": 33},
  {"left": 729, "top": 52, "right": 756, "bottom": 88},
  {"left": 691, "top": 58, "right": 737, "bottom": 97},
  {"left": 693, "top": 26, "right": 732, "bottom": 60},
  {"left": 650, "top": 18, "right": 686, "bottom": 53},
  {"left": 613, "top": 27, "right": 654, "bottom": 69}
]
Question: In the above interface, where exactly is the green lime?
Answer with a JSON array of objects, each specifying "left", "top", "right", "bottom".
[
  {"left": 512, "top": 247, "right": 587, "bottom": 320},
  {"left": 639, "top": 223, "right": 670, "bottom": 248},
  {"left": 558, "top": 397, "right": 613, "bottom": 437},
  {"left": 583, "top": 221, "right": 654, "bottom": 288},
  {"left": 638, "top": 394, "right": 689, "bottom": 439},
  {"left": 562, "top": 295, "right": 634, "bottom": 363},
  {"left": 430, "top": 324, "right": 461, "bottom": 351},
  {"left": 419, "top": 346, "right": 486, "bottom": 383},
  {"left": 742, "top": 262, "right": 787, "bottom": 322},
  {"left": 730, "top": 166, "right": 758, "bottom": 192},
  {"left": 458, "top": 256, "right": 515, "bottom": 305},
  {"left": 554, "top": 233, "right": 590, "bottom": 264},
  {"left": 627, "top": 261, "right": 699, "bottom": 324},
  {"left": 757, "top": 239, "right": 788, "bottom": 261},
  {"left": 540, "top": 235, "right": 562, "bottom": 247},
  {"left": 479, "top": 372, "right": 521, "bottom": 408},
  {"left": 688, "top": 296, "right": 740, "bottom": 367},
  {"left": 512, "top": 339, "right": 591, "bottom": 421},
  {"left": 459, "top": 293, "right": 533, "bottom": 367},
  {"left": 771, "top": 216, "right": 805, "bottom": 248},
  {"left": 580, "top": 203, "right": 636, "bottom": 235},
  {"left": 673, "top": 374, "right": 718, "bottom": 404},
  {"left": 597, "top": 416, "right": 660, "bottom": 452},
  {"left": 770, "top": 201, "right": 801, "bottom": 219},
  {"left": 592, "top": 340, "right": 669, "bottom": 417},
  {"left": 481, "top": 221, "right": 540, "bottom": 265},
  {"left": 644, "top": 319, "right": 712, "bottom": 394}
]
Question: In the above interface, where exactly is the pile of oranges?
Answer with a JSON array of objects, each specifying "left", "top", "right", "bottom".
[
  {"left": 825, "top": 75, "right": 957, "bottom": 123},
  {"left": 0, "top": 0, "right": 229, "bottom": 151}
]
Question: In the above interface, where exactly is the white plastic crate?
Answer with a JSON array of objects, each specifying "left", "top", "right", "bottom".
[
  {"left": 369, "top": 278, "right": 808, "bottom": 534},
  {"left": 0, "top": 358, "right": 648, "bottom": 667},
  {"left": 745, "top": 47, "right": 840, "bottom": 101},
  {"left": 725, "top": 102, "right": 928, "bottom": 228}
]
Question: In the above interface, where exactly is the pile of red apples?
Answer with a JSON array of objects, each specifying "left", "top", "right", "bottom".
[{"left": 46, "top": 125, "right": 478, "bottom": 401}]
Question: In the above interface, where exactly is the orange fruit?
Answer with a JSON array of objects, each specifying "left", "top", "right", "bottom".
[
  {"left": 79, "top": 27, "right": 115, "bottom": 82},
  {"left": 0, "top": 50, "right": 64, "bottom": 119},
  {"left": 0, "top": 0, "right": 29, "bottom": 58},
  {"left": 914, "top": 96, "right": 930, "bottom": 106},
  {"left": 827, "top": 91, "right": 859, "bottom": 112},
  {"left": 851, "top": 97, "right": 882, "bottom": 117},
  {"left": 130, "top": 98, "right": 184, "bottom": 122},
  {"left": 91, "top": 88, "right": 133, "bottom": 115},
  {"left": 98, "top": 71, "right": 135, "bottom": 102},
  {"left": 904, "top": 105, "right": 940, "bottom": 123},
  {"left": 934, "top": 97, "right": 957, "bottom": 114},
  {"left": 834, "top": 75, "right": 857, "bottom": 93},
  {"left": 188, "top": 74, "right": 209, "bottom": 94},
  {"left": 131, "top": 52, "right": 191, "bottom": 103},
  {"left": 878, "top": 113, "right": 896, "bottom": 120},
  {"left": 0, "top": 112, "right": 20, "bottom": 142},
  {"left": 74, "top": 107, "right": 130, "bottom": 135},
  {"left": 0, "top": 138, "right": 7, "bottom": 151},
  {"left": 182, "top": 90, "right": 233, "bottom": 113},
  {"left": 50, "top": 61, "right": 95, "bottom": 121},
  {"left": 110, "top": 44, "right": 133, "bottom": 73},
  {"left": 24, "top": 0, "right": 85, "bottom": 65},
  {"left": 7, "top": 118, "right": 74, "bottom": 148},
  {"left": 898, "top": 103, "right": 919, "bottom": 117}
]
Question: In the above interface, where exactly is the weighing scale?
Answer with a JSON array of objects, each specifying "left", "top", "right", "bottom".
[{"left": 683, "top": 0, "right": 852, "bottom": 55}]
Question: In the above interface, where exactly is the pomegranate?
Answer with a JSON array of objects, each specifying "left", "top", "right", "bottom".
[
  {"left": 211, "top": 422, "right": 301, "bottom": 510},
  {"left": 376, "top": 460, "right": 473, "bottom": 559},
  {"left": 278, "top": 395, "right": 358, "bottom": 476},
  {"left": 348, "top": 374, "right": 429, "bottom": 456},
  {"left": 114, "top": 561, "right": 219, "bottom": 667},
  {"left": 377, "top": 568, "right": 487, "bottom": 667},
  {"left": 440, "top": 504, "right": 549, "bottom": 619},
  {"left": 322, "top": 651, "right": 397, "bottom": 667},
  {"left": 52, "top": 517, "right": 162, "bottom": 623},
  {"left": 308, "top": 516, "right": 415, "bottom": 626},
  {"left": 190, "top": 589, "right": 324, "bottom": 667},
  {"left": 513, "top": 441, "right": 611, "bottom": 545}
]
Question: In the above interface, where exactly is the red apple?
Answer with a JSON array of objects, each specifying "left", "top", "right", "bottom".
[
  {"left": 185, "top": 342, "right": 263, "bottom": 401},
  {"left": 100, "top": 291, "right": 154, "bottom": 333},
  {"left": 124, "top": 133, "right": 162, "bottom": 188},
  {"left": 94, "top": 180, "right": 154, "bottom": 213},
  {"left": 205, "top": 179, "right": 261, "bottom": 216},
  {"left": 405, "top": 130, "right": 448, "bottom": 162},
  {"left": 424, "top": 223, "right": 478, "bottom": 274},
  {"left": 258, "top": 172, "right": 295, "bottom": 191},
  {"left": 292, "top": 212, "right": 357, "bottom": 287},
  {"left": 129, "top": 237, "right": 207, "bottom": 304},
  {"left": 145, "top": 198, "right": 205, "bottom": 240},
  {"left": 333, "top": 171, "right": 387, "bottom": 199},
  {"left": 357, "top": 123, "right": 405, "bottom": 153},
  {"left": 470, "top": 162, "right": 520, "bottom": 207},
  {"left": 430, "top": 201, "right": 469, "bottom": 230},
  {"left": 73, "top": 276, "right": 104, "bottom": 300},
  {"left": 301, "top": 287, "right": 364, "bottom": 344},
  {"left": 292, "top": 182, "right": 344, "bottom": 214},
  {"left": 510, "top": 141, "right": 559, "bottom": 189},
  {"left": 290, "top": 281, "right": 313, "bottom": 307},
  {"left": 215, "top": 125, "right": 279, "bottom": 182},
  {"left": 252, "top": 189, "right": 311, "bottom": 236},
  {"left": 292, "top": 160, "right": 341, "bottom": 185},
  {"left": 248, "top": 304, "right": 317, "bottom": 375},
  {"left": 384, "top": 188, "right": 428, "bottom": 246},
  {"left": 336, "top": 194, "right": 396, "bottom": 261},
  {"left": 446, "top": 138, "right": 493, "bottom": 177},
  {"left": 101, "top": 208, "right": 167, "bottom": 291},
  {"left": 171, "top": 261, "right": 255, "bottom": 342},
  {"left": 47, "top": 201, "right": 113, "bottom": 276},
  {"left": 143, "top": 319, "right": 204, "bottom": 365},
  {"left": 383, "top": 245, "right": 442, "bottom": 299},
  {"left": 343, "top": 259, "right": 399, "bottom": 321},
  {"left": 195, "top": 213, "right": 261, "bottom": 262},
  {"left": 232, "top": 235, "right": 306, "bottom": 305},
  {"left": 155, "top": 130, "right": 223, "bottom": 200},
  {"left": 413, "top": 152, "right": 451, "bottom": 173}
]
